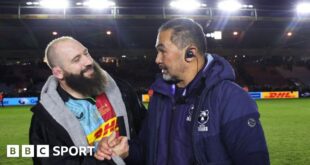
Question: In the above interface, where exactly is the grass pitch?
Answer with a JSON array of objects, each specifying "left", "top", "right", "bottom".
[
  {"left": 257, "top": 99, "right": 310, "bottom": 165},
  {"left": 0, "top": 99, "right": 310, "bottom": 165},
  {"left": 0, "top": 106, "right": 33, "bottom": 165}
]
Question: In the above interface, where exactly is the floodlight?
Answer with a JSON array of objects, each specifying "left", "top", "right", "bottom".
[
  {"left": 39, "top": 0, "right": 69, "bottom": 9},
  {"left": 83, "top": 0, "right": 116, "bottom": 9},
  {"left": 106, "top": 30, "right": 112, "bottom": 35},
  {"left": 296, "top": 2, "right": 310, "bottom": 14},
  {"left": 206, "top": 31, "right": 222, "bottom": 40},
  {"left": 218, "top": 0, "right": 242, "bottom": 12},
  {"left": 213, "top": 31, "right": 222, "bottom": 40},
  {"left": 26, "top": 1, "right": 40, "bottom": 6},
  {"left": 242, "top": 4, "right": 254, "bottom": 8},
  {"left": 76, "top": 2, "right": 83, "bottom": 6},
  {"left": 201, "top": 3, "right": 207, "bottom": 7},
  {"left": 169, "top": 0, "right": 203, "bottom": 11},
  {"left": 287, "top": 32, "right": 293, "bottom": 37}
]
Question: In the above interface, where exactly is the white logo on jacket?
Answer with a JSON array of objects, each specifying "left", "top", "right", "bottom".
[{"left": 198, "top": 109, "right": 209, "bottom": 132}]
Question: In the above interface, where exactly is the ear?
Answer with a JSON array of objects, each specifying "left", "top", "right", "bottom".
[
  {"left": 185, "top": 47, "right": 198, "bottom": 62},
  {"left": 52, "top": 66, "right": 64, "bottom": 80}
]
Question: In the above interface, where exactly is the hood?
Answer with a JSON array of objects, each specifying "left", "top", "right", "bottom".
[
  {"left": 37, "top": 70, "right": 129, "bottom": 165},
  {"left": 151, "top": 54, "right": 235, "bottom": 96},
  {"left": 39, "top": 75, "right": 89, "bottom": 148},
  {"left": 202, "top": 54, "right": 235, "bottom": 90}
]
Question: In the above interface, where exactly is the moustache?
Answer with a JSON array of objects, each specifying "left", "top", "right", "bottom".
[
  {"left": 158, "top": 64, "right": 166, "bottom": 70},
  {"left": 81, "top": 65, "right": 94, "bottom": 75}
]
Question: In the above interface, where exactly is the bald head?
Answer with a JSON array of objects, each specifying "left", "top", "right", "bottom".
[
  {"left": 44, "top": 36, "right": 104, "bottom": 98},
  {"left": 44, "top": 36, "right": 78, "bottom": 68}
]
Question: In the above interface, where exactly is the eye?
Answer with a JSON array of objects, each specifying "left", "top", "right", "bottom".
[
  {"left": 73, "top": 58, "right": 79, "bottom": 63},
  {"left": 157, "top": 48, "right": 166, "bottom": 54},
  {"left": 72, "top": 56, "right": 81, "bottom": 63},
  {"left": 83, "top": 49, "right": 90, "bottom": 56}
]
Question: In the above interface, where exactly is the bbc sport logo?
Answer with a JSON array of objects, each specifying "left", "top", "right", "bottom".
[{"left": 6, "top": 145, "right": 95, "bottom": 157}]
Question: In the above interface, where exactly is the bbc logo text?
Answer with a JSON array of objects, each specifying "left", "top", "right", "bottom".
[{"left": 6, "top": 145, "right": 95, "bottom": 157}]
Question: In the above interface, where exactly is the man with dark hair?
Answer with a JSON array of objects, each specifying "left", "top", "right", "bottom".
[
  {"left": 121, "top": 18, "right": 270, "bottom": 164},
  {"left": 29, "top": 36, "right": 146, "bottom": 165}
]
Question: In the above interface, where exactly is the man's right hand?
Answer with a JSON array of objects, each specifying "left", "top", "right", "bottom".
[
  {"left": 94, "top": 132, "right": 129, "bottom": 161},
  {"left": 111, "top": 136, "right": 129, "bottom": 159},
  {"left": 94, "top": 132, "right": 118, "bottom": 160}
]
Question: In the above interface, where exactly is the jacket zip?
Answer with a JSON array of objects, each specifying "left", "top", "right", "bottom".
[
  {"left": 152, "top": 94, "right": 175, "bottom": 165},
  {"left": 191, "top": 86, "right": 210, "bottom": 165}
]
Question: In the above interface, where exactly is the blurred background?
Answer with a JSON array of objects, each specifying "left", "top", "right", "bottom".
[
  {"left": 0, "top": 0, "right": 310, "bottom": 164},
  {"left": 0, "top": 0, "right": 310, "bottom": 98}
]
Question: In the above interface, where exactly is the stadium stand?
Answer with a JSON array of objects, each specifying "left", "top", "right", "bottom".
[{"left": 1, "top": 54, "right": 310, "bottom": 97}]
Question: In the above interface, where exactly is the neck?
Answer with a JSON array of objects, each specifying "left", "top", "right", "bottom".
[
  {"left": 59, "top": 81, "right": 87, "bottom": 99},
  {"left": 176, "top": 55, "right": 205, "bottom": 88}
]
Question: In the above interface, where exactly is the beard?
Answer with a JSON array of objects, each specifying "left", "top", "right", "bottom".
[
  {"left": 163, "top": 75, "right": 181, "bottom": 84},
  {"left": 163, "top": 74, "right": 180, "bottom": 84},
  {"left": 159, "top": 65, "right": 180, "bottom": 84},
  {"left": 63, "top": 62, "right": 107, "bottom": 97}
]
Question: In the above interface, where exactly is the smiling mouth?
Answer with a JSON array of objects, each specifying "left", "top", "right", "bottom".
[
  {"left": 81, "top": 65, "right": 94, "bottom": 74},
  {"left": 86, "top": 67, "right": 94, "bottom": 72},
  {"left": 161, "top": 69, "right": 168, "bottom": 74}
]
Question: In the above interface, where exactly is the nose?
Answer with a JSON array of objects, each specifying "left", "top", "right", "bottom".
[{"left": 155, "top": 52, "right": 162, "bottom": 65}]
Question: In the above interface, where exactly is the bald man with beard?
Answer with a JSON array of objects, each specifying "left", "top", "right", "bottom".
[{"left": 29, "top": 36, "right": 146, "bottom": 165}]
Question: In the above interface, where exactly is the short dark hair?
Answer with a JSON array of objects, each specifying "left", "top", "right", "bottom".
[{"left": 158, "top": 18, "right": 207, "bottom": 54}]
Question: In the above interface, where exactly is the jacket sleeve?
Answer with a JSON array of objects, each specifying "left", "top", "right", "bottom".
[
  {"left": 219, "top": 82, "right": 270, "bottom": 165},
  {"left": 124, "top": 114, "right": 149, "bottom": 165},
  {"left": 29, "top": 109, "right": 115, "bottom": 165}
]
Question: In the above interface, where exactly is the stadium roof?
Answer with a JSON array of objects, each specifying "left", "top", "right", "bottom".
[
  {"left": 0, "top": 0, "right": 309, "bottom": 60},
  {"left": 0, "top": 0, "right": 304, "bottom": 9}
]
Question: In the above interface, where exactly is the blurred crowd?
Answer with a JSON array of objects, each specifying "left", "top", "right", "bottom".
[{"left": 1, "top": 54, "right": 310, "bottom": 98}]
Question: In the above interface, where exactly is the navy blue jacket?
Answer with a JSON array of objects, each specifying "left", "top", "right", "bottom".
[{"left": 127, "top": 54, "right": 270, "bottom": 165}]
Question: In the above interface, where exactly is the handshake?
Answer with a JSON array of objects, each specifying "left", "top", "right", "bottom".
[{"left": 94, "top": 132, "right": 129, "bottom": 161}]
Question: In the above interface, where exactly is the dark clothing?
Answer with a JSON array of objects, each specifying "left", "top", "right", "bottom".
[
  {"left": 29, "top": 74, "right": 146, "bottom": 165},
  {"left": 127, "top": 54, "right": 269, "bottom": 165},
  {"left": 30, "top": 104, "right": 115, "bottom": 165},
  {"left": 114, "top": 77, "right": 147, "bottom": 137}
]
